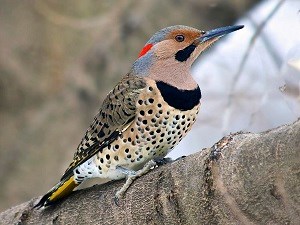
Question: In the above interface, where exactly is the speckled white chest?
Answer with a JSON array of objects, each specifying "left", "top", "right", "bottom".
[{"left": 74, "top": 80, "right": 200, "bottom": 183}]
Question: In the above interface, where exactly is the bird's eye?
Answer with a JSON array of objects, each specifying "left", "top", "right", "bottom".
[{"left": 175, "top": 35, "right": 185, "bottom": 42}]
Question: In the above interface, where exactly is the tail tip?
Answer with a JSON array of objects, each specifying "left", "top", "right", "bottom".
[{"left": 33, "top": 193, "right": 52, "bottom": 209}]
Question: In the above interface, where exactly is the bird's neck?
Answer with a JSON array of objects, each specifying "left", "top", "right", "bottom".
[
  {"left": 132, "top": 55, "right": 198, "bottom": 90},
  {"left": 149, "top": 58, "right": 198, "bottom": 90}
]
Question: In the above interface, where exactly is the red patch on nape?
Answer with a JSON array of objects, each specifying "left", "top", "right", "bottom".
[{"left": 138, "top": 43, "right": 153, "bottom": 58}]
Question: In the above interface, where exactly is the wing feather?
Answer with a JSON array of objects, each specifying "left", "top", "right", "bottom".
[{"left": 60, "top": 75, "right": 146, "bottom": 181}]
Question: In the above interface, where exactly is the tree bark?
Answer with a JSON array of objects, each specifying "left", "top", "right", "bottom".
[{"left": 1, "top": 119, "right": 299, "bottom": 225}]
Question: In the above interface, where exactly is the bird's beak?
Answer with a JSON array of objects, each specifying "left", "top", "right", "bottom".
[{"left": 194, "top": 25, "right": 244, "bottom": 45}]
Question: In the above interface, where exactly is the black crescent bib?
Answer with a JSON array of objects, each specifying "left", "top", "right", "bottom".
[{"left": 156, "top": 81, "right": 201, "bottom": 111}]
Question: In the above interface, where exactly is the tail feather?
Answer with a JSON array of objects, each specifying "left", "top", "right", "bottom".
[{"left": 34, "top": 175, "right": 78, "bottom": 209}]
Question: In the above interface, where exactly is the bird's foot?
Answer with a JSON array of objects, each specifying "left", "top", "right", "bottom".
[
  {"left": 154, "top": 156, "right": 186, "bottom": 166},
  {"left": 114, "top": 160, "right": 157, "bottom": 206},
  {"left": 154, "top": 157, "right": 173, "bottom": 166}
]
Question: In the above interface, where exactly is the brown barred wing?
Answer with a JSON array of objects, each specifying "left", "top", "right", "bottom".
[{"left": 60, "top": 75, "right": 146, "bottom": 181}]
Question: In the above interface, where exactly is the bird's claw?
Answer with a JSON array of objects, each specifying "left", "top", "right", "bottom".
[
  {"left": 154, "top": 157, "right": 173, "bottom": 166},
  {"left": 114, "top": 193, "right": 121, "bottom": 206}
]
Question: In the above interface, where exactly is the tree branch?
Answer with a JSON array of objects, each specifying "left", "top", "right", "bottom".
[{"left": 1, "top": 119, "right": 299, "bottom": 224}]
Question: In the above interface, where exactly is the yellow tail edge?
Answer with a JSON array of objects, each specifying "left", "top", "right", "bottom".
[{"left": 34, "top": 176, "right": 78, "bottom": 208}]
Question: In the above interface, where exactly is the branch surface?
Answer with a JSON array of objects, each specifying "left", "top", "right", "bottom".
[{"left": 1, "top": 119, "right": 299, "bottom": 225}]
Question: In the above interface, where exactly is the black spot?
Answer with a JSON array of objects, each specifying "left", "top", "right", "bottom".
[
  {"left": 75, "top": 169, "right": 80, "bottom": 174},
  {"left": 175, "top": 115, "right": 180, "bottom": 120},
  {"left": 128, "top": 137, "right": 132, "bottom": 142},
  {"left": 100, "top": 158, "right": 104, "bottom": 163},
  {"left": 148, "top": 86, "right": 153, "bottom": 91},
  {"left": 146, "top": 147, "right": 150, "bottom": 151},
  {"left": 138, "top": 100, "right": 143, "bottom": 105},
  {"left": 156, "top": 81, "right": 201, "bottom": 111},
  {"left": 139, "top": 155, "right": 143, "bottom": 158},
  {"left": 143, "top": 120, "right": 148, "bottom": 125},
  {"left": 98, "top": 130, "right": 105, "bottom": 138},
  {"left": 176, "top": 125, "right": 180, "bottom": 129},
  {"left": 125, "top": 148, "right": 129, "bottom": 153},
  {"left": 123, "top": 139, "right": 127, "bottom": 143},
  {"left": 98, "top": 166, "right": 102, "bottom": 170},
  {"left": 127, "top": 154, "right": 131, "bottom": 158},
  {"left": 181, "top": 121, "right": 186, "bottom": 125},
  {"left": 114, "top": 156, "right": 119, "bottom": 161},
  {"left": 106, "top": 154, "right": 110, "bottom": 160},
  {"left": 159, "top": 139, "right": 164, "bottom": 143},
  {"left": 115, "top": 145, "right": 119, "bottom": 149},
  {"left": 157, "top": 103, "right": 162, "bottom": 108},
  {"left": 160, "top": 133, "right": 165, "bottom": 137},
  {"left": 145, "top": 127, "right": 150, "bottom": 131},
  {"left": 149, "top": 98, "right": 154, "bottom": 103},
  {"left": 152, "top": 141, "right": 156, "bottom": 145},
  {"left": 156, "top": 129, "right": 161, "bottom": 133},
  {"left": 140, "top": 110, "right": 145, "bottom": 116},
  {"left": 151, "top": 118, "right": 156, "bottom": 123},
  {"left": 175, "top": 44, "right": 197, "bottom": 62},
  {"left": 172, "top": 141, "right": 177, "bottom": 145},
  {"left": 148, "top": 109, "right": 153, "bottom": 114},
  {"left": 150, "top": 131, "right": 154, "bottom": 135}
]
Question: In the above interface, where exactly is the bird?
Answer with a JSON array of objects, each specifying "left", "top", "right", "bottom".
[{"left": 34, "top": 24, "right": 244, "bottom": 208}]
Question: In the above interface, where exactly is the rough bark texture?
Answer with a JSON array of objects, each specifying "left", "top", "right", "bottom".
[{"left": 1, "top": 119, "right": 299, "bottom": 225}]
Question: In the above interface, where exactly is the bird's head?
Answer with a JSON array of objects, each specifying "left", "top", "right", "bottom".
[{"left": 132, "top": 25, "right": 243, "bottom": 87}]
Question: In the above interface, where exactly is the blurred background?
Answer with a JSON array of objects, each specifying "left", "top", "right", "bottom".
[{"left": 0, "top": 0, "right": 299, "bottom": 211}]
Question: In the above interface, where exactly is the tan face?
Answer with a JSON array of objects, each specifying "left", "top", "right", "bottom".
[{"left": 153, "top": 28, "right": 219, "bottom": 63}]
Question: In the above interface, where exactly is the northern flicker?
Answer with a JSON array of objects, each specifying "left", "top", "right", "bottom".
[{"left": 34, "top": 24, "right": 244, "bottom": 208}]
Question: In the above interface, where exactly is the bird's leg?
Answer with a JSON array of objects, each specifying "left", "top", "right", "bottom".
[{"left": 114, "top": 159, "right": 157, "bottom": 205}]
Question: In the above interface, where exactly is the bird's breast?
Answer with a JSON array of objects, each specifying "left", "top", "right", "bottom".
[{"left": 155, "top": 81, "right": 201, "bottom": 111}]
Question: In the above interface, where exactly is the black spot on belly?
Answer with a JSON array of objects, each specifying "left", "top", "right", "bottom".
[{"left": 156, "top": 81, "right": 201, "bottom": 111}]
